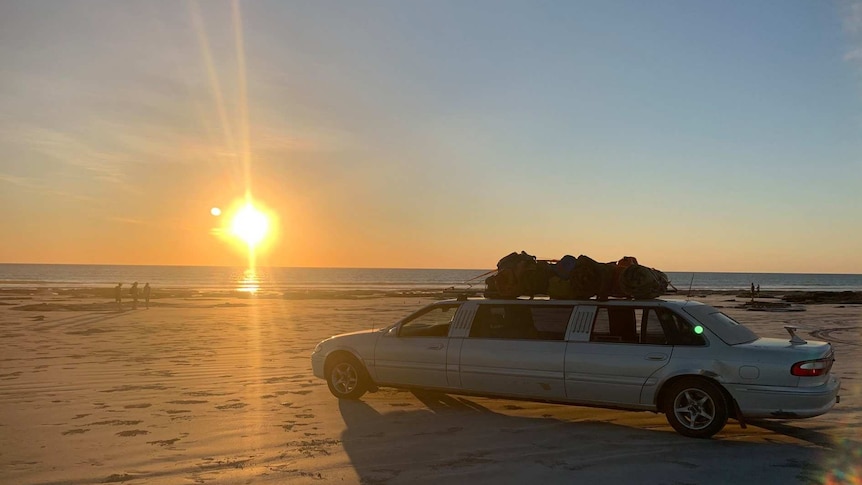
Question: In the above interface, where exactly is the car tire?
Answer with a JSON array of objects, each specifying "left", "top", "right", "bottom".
[
  {"left": 664, "top": 378, "right": 728, "bottom": 438},
  {"left": 326, "top": 355, "right": 368, "bottom": 400}
]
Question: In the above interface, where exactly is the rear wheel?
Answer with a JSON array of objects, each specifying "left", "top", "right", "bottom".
[
  {"left": 664, "top": 378, "right": 728, "bottom": 438},
  {"left": 326, "top": 355, "right": 368, "bottom": 400}
]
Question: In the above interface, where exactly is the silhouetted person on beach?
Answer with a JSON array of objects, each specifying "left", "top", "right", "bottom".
[
  {"left": 143, "top": 283, "right": 151, "bottom": 309},
  {"left": 114, "top": 283, "right": 123, "bottom": 307},
  {"left": 750, "top": 282, "right": 755, "bottom": 302},
  {"left": 130, "top": 282, "right": 139, "bottom": 310}
]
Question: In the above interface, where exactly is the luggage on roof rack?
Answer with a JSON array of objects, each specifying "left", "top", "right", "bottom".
[{"left": 484, "top": 251, "right": 670, "bottom": 300}]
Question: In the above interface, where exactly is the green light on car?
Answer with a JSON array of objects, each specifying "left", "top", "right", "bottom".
[{"left": 694, "top": 325, "right": 704, "bottom": 335}]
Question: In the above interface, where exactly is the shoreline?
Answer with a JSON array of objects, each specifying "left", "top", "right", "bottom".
[{"left": 2, "top": 287, "right": 861, "bottom": 309}]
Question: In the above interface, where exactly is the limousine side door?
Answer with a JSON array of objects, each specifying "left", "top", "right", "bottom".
[
  {"left": 564, "top": 305, "right": 672, "bottom": 406},
  {"left": 373, "top": 303, "right": 460, "bottom": 389},
  {"left": 458, "top": 303, "right": 572, "bottom": 400}
]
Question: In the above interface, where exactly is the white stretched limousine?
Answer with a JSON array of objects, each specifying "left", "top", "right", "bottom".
[{"left": 311, "top": 298, "right": 840, "bottom": 438}]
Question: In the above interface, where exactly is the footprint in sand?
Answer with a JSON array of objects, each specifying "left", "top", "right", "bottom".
[
  {"left": 103, "top": 474, "right": 138, "bottom": 483},
  {"left": 89, "top": 420, "right": 143, "bottom": 426},
  {"left": 116, "top": 429, "right": 149, "bottom": 437},
  {"left": 62, "top": 429, "right": 90, "bottom": 435},
  {"left": 216, "top": 402, "right": 248, "bottom": 410},
  {"left": 124, "top": 403, "right": 152, "bottom": 409},
  {"left": 147, "top": 438, "right": 181, "bottom": 447},
  {"left": 183, "top": 391, "right": 229, "bottom": 397},
  {"left": 101, "top": 384, "right": 168, "bottom": 393}
]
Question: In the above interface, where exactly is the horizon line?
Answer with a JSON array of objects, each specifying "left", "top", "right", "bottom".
[{"left": 1, "top": 262, "right": 861, "bottom": 276}]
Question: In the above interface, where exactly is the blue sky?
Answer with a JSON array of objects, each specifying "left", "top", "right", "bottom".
[{"left": 0, "top": 1, "right": 860, "bottom": 272}]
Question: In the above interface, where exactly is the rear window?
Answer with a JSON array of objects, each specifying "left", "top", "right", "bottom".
[{"left": 683, "top": 305, "right": 759, "bottom": 345}]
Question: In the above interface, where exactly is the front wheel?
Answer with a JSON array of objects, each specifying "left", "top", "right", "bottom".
[
  {"left": 664, "top": 378, "right": 728, "bottom": 438},
  {"left": 326, "top": 355, "right": 368, "bottom": 400}
]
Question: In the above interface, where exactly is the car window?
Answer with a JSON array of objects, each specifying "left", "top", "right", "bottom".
[
  {"left": 682, "top": 305, "right": 759, "bottom": 345},
  {"left": 642, "top": 309, "right": 668, "bottom": 345},
  {"left": 399, "top": 304, "right": 459, "bottom": 337},
  {"left": 589, "top": 307, "right": 705, "bottom": 346},
  {"left": 660, "top": 310, "right": 706, "bottom": 346},
  {"left": 590, "top": 307, "right": 638, "bottom": 343},
  {"left": 530, "top": 306, "right": 574, "bottom": 340},
  {"left": 469, "top": 304, "right": 573, "bottom": 341},
  {"left": 640, "top": 309, "right": 706, "bottom": 346}
]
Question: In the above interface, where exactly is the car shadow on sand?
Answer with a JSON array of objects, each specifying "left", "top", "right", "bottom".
[
  {"left": 338, "top": 392, "right": 837, "bottom": 485},
  {"left": 748, "top": 419, "right": 862, "bottom": 450}
]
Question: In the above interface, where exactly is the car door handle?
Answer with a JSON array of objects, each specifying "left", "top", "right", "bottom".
[
  {"left": 427, "top": 344, "right": 444, "bottom": 350},
  {"left": 645, "top": 353, "right": 667, "bottom": 361}
]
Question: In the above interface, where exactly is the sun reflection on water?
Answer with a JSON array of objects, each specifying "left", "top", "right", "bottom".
[{"left": 237, "top": 268, "right": 260, "bottom": 293}]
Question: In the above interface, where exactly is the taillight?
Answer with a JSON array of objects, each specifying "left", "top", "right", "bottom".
[{"left": 791, "top": 356, "right": 833, "bottom": 377}]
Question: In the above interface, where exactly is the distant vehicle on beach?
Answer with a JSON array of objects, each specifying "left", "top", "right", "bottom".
[{"left": 312, "top": 298, "right": 840, "bottom": 438}]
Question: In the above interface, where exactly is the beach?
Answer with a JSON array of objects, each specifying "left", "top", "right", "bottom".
[{"left": 1, "top": 289, "right": 860, "bottom": 484}]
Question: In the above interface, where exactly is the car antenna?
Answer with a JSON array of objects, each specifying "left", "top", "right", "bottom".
[{"left": 686, "top": 274, "right": 695, "bottom": 299}]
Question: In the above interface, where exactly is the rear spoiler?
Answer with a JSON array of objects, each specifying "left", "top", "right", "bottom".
[{"left": 784, "top": 325, "right": 807, "bottom": 345}]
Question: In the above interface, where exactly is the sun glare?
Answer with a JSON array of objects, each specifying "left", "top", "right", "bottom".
[{"left": 231, "top": 203, "right": 269, "bottom": 247}]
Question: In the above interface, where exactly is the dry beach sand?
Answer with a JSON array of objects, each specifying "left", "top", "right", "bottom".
[{"left": 1, "top": 289, "right": 860, "bottom": 484}]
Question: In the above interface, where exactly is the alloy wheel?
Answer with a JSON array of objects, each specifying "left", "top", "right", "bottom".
[
  {"left": 331, "top": 362, "right": 359, "bottom": 395},
  {"left": 673, "top": 388, "right": 716, "bottom": 430}
]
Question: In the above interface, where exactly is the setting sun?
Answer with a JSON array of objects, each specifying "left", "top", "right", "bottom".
[{"left": 231, "top": 203, "right": 269, "bottom": 247}]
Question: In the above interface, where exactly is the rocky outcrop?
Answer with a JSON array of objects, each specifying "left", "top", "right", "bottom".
[{"left": 782, "top": 291, "right": 862, "bottom": 305}]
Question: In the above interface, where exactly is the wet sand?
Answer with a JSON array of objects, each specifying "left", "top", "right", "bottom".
[{"left": 0, "top": 290, "right": 860, "bottom": 484}]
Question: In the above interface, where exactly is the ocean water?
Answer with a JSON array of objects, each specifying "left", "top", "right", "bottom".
[{"left": 1, "top": 264, "right": 861, "bottom": 293}]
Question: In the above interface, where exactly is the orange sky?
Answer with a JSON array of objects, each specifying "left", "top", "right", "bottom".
[{"left": 1, "top": 2, "right": 861, "bottom": 273}]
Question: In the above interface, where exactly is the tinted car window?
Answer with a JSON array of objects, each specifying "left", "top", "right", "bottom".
[
  {"left": 642, "top": 309, "right": 705, "bottom": 346},
  {"left": 530, "top": 306, "right": 574, "bottom": 339},
  {"left": 660, "top": 310, "right": 706, "bottom": 346},
  {"left": 683, "top": 305, "right": 759, "bottom": 345},
  {"left": 590, "top": 307, "right": 638, "bottom": 343},
  {"left": 469, "top": 304, "right": 572, "bottom": 341},
  {"left": 590, "top": 306, "right": 705, "bottom": 346},
  {"left": 642, "top": 309, "right": 668, "bottom": 345}
]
